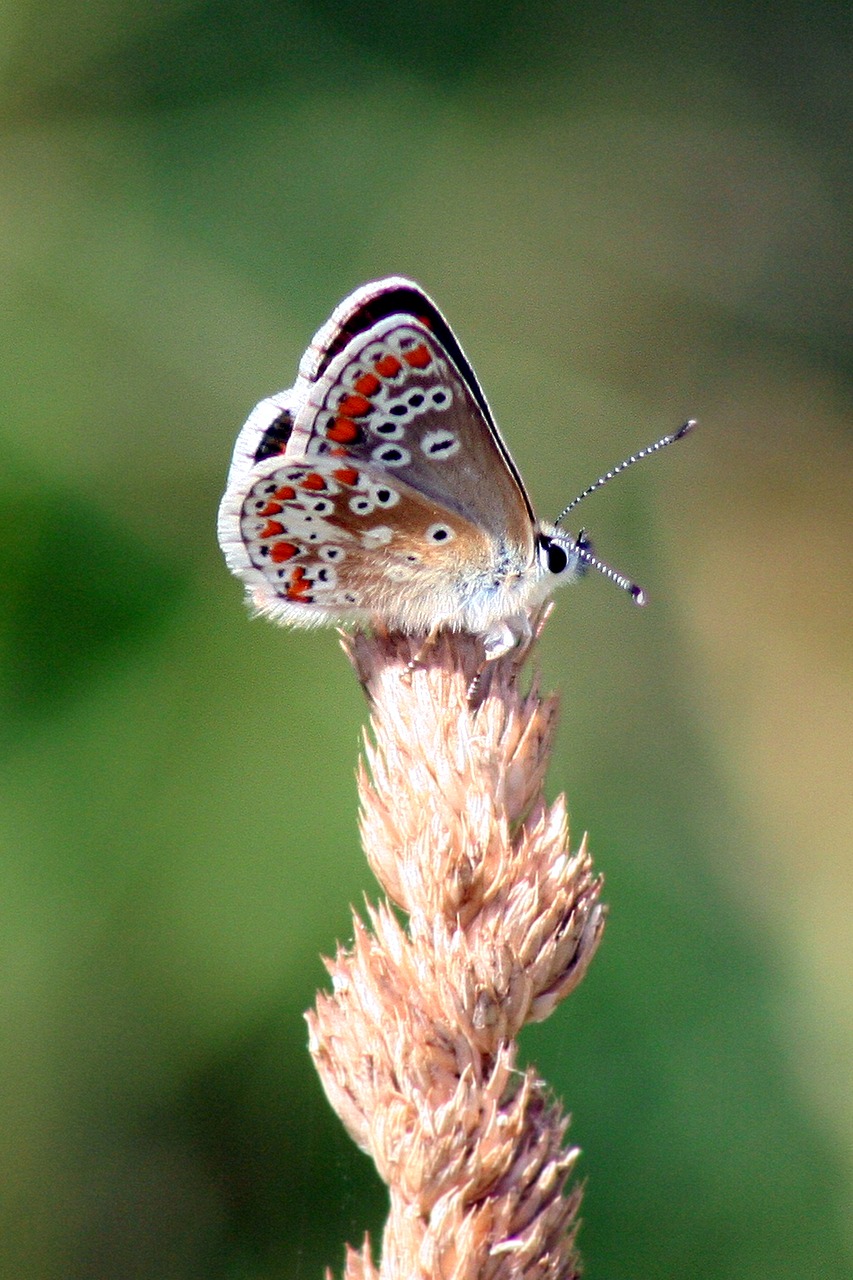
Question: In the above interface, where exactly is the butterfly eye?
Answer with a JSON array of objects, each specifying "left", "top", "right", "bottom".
[
  {"left": 547, "top": 542, "right": 568, "bottom": 574},
  {"left": 538, "top": 535, "right": 571, "bottom": 576}
]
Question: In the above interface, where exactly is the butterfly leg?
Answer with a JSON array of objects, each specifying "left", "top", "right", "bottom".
[
  {"left": 467, "top": 613, "right": 534, "bottom": 702},
  {"left": 403, "top": 624, "right": 444, "bottom": 679},
  {"left": 481, "top": 613, "right": 532, "bottom": 662}
]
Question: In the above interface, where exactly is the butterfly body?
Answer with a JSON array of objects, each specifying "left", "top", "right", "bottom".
[{"left": 218, "top": 278, "right": 592, "bottom": 660}]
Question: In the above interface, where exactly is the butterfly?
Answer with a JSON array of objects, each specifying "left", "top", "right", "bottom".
[{"left": 217, "top": 277, "right": 693, "bottom": 661}]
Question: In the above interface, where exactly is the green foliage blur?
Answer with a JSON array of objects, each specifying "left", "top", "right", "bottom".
[{"left": 1, "top": 2, "right": 850, "bottom": 1277}]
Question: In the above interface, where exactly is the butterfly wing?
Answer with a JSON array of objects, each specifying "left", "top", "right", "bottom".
[
  {"left": 240, "top": 279, "right": 536, "bottom": 559},
  {"left": 217, "top": 453, "right": 503, "bottom": 633},
  {"left": 222, "top": 389, "right": 300, "bottom": 494},
  {"left": 226, "top": 280, "right": 454, "bottom": 482},
  {"left": 218, "top": 280, "right": 546, "bottom": 638}
]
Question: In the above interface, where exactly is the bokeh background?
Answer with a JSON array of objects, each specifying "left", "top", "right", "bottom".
[{"left": 1, "top": 2, "right": 850, "bottom": 1277}]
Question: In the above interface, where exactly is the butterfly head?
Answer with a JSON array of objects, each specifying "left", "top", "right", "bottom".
[
  {"left": 535, "top": 527, "right": 591, "bottom": 581},
  {"left": 536, "top": 524, "right": 647, "bottom": 606}
]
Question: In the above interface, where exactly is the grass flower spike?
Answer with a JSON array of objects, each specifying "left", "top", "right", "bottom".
[{"left": 306, "top": 625, "right": 605, "bottom": 1279}]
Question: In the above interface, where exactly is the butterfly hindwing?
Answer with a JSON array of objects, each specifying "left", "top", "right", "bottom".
[{"left": 218, "top": 453, "right": 496, "bottom": 631}]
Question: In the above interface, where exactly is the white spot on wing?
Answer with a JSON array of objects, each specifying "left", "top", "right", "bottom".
[
  {"left": 369, "top": 484, "right": 399, "bottom": 508},
  {"left": 371, "top": 444, "right": 410, "bottom": 467},
  {"left": 369, "top": 417, "right": 405, "bottom": 440},
  {"left": 421, "top": 428, "right": 460, "bottom": 459},
  {"left": 313, "top": 565, "right": 338, "bottom": 590},
  {"left": 425, "top": 523, "right": 454, "bottom": 544},
  {"left": 362, "top": 526, "right": 394, "bottom": 546}
]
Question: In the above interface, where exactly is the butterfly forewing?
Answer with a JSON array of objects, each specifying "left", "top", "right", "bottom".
[
  {"left": 298, "top": 278, "right": 507, "bottom": 440},
  {"left": 222, "top": 281, "right": 436, "bottom": 487},
  {"left": 283, "top": 314, "right": 535, "bottom": 556}
]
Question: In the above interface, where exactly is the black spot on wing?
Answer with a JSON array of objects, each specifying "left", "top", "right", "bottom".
[{"left": 254, "top": 409, "right": 295, "bottom": 462}]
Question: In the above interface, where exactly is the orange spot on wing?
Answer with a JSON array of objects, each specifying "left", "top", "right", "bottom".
[
  {"left": 403, "top": 343, "right": 431, "bottom": 369},
  {"left": 273, "top": 485, "right": 297, "bottom": 501},
  {"left": 337, "top": 393, "right": 372, "bottom": 418},
  {"left": 270, "top": 541, "right": 299, "bottom": 563},
  {"left": 354, "top": 372, "right": 381, "bottom": 396},
  {"left": 334, "top": 466, "right": 359, "bottom": 486},
  {"left": 327, "top": 418, "right": 359, "bottom": 443},
  {"left": 260, "top": 520, "right": 284, "bottom": 538},
  {"left": 301, "top": 473, "right": 327, "bottom": 491},
  {"left": 374, "top": 354, "right": 401, "bottom": 378},
  {"left": 286, "top": 566, "right": 313, "bottom": 600},
  {"left": 259, "top": 501, "right": 283, "bottom": 516}
]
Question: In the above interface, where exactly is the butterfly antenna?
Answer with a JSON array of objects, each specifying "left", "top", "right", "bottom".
[
  {"left": 575, "top": 535, "right": 647, "bottom": 606},
  {"left": 553, "top": 419, "right": 696, "bottom": 527}
]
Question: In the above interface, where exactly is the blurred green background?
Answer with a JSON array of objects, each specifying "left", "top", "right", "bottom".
[{"left": 1, "top": 2, "right": 850, "bottom": 1277}]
